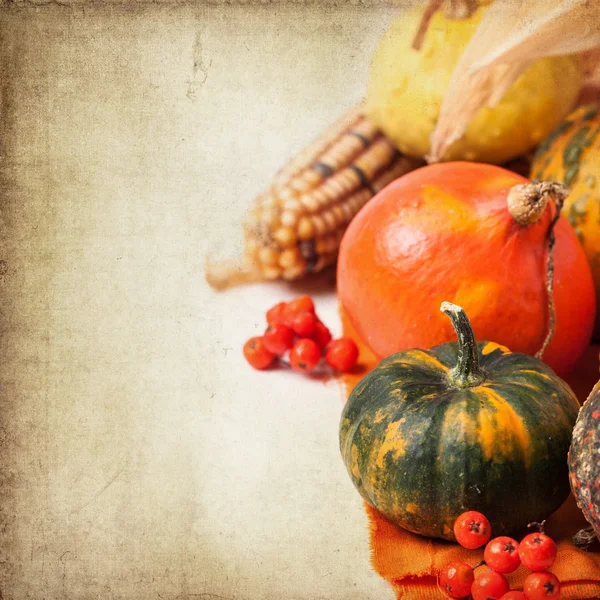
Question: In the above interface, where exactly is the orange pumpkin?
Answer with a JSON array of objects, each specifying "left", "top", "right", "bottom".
[{"left": 337, "top": 162, "right": 595, "bottom": 377}]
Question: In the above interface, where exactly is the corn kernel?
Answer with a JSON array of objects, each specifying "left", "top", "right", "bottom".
[
  {"left": 283, "top": 198, "right": 302, "bottom": 213},
  {"left": 261, "top": 265, "right": 282, "bottom": 280},
  {"left": 332, "top": 205, "right": 346, "bottom": 225},
  {"left": 321, "top": 210, "right": 337, "bottom": 232},
  {"left": 279, "top": 247, "right": 302, "bottom": 269},
  {"left": 312, "top": 215, "right": 327, "bottom": 236},
  {"left": 282, "top": 265, "right": 306, "bottom": 280},
  {"left": 281, "top": 211, "right": 298, "bottom": 228},
  {"left": 273, "top": 227, "right": 297, "bottom": 247},
  {"left": 258, "top": 246, "right": 279, "bottom": 266},
  {"left": 260, "top": 208, "right": 279, "bottom": 226},
  {"left": 300, "top": 192, "right": 320, "bottom": 213},
  {"left": 298, "top": 217, "right": 315, "bottom": 240}
]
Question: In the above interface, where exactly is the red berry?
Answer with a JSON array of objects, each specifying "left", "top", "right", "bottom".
[
  {"left": 263, "top": 323, "right": 295, "bottom": 356},
  {"left": 471, "top": 569, "right": 510, "bottom": 600},
  {"left": 523, "top": 572, "right": 560, "bottom": 600},
  {"left": 439, "top": 562, "right": 474, "bottom": 599},
  {"left": 500, "top": 593, "right": 526, "bottom": 600},
  {"left": 325, "top": 337, "right": 359, "bottom": 372},
  {"left": 454, "top": 511, "right": 492, "bottom": 549},
  {"left": 290, "top": 338, "right": 321, "bottom": 373},
  {"left": 266, "top": 302, "right": 288, "bottom": 325},
  {"left": 311, "top": 320, "right": 333, "bottom": 350},
  {"left": 243, "top": 337, "right": 275, "bottom": 370},
  {"left": 291, "top": 311, "right": 318, "bottom": 337},
  {"left": 519, "top": 532, "right": 557, "bottom": 572},
  {"left": 484, "top": 536, "right": 521, "bottom": 574},
  {"left": 284, "top": 295, "right": 315, "bottom": 322}
]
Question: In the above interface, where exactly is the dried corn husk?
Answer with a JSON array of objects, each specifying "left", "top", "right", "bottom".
[{"left": 429, "top": 0, "right": 600, "bottom": 163}]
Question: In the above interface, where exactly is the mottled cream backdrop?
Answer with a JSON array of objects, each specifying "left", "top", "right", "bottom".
[{"left": 0, "top": 2, "right": 420, "bottom": 599}]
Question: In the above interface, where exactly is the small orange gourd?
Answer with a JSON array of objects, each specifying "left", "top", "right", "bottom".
[{"left": 337, "top": 162, "right": 596, "bottom": 377}]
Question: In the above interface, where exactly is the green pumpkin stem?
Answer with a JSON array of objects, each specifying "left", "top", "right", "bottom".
[{"left": 440, "top": 302, "right": 484, "bottom": 388}]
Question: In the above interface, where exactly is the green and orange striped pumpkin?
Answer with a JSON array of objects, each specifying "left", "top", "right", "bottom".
[
  {"left": 339, "top": 302, "right": 579, "bottom": 541},
  {"left": 530, "top": 102, "right": 600, "bottom": 339}
]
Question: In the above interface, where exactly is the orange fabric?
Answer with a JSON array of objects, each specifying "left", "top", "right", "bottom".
[{"left": 340, "top": 307, "right": 600, "bottom": 599}]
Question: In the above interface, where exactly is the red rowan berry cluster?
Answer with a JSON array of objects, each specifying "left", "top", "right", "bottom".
[
  {"left": 440, "top": 511, "right": 560, "bottom": 600},
  {"left": 243, "top": 295, "right": 359, "bottom": 375}
]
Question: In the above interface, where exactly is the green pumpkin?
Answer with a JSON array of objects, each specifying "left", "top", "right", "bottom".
[{"left": 339, "top": 302, "right": 579, "bottom": 541}]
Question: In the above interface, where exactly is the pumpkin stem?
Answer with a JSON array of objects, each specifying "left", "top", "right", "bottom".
[
  {"left": 573, "top": 526, "right": 597, "bottom": 550},
  {"left": 507, "top": 182, "right": 568, "bottom": 226},
  {"left": 440, "top": 301, "right": 484, "bottom": 388},
  {"left": 507, "top": 181, "right": 569, "bottom": 361},
  {"left": 411, "top": 0, "right": 478, "bottom": 51},
  {"left": 411, "top": 0, "right": 443, "bottom": 51},
  {"left": 527, "top": 519, "right": 547, "bottom": 534}
]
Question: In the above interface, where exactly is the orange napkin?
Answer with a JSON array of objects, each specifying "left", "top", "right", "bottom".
[{"left": 340, "top": 307, "right": 600, "bottom": 599}]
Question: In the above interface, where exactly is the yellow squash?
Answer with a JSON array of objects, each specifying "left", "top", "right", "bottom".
[{"left": 365, "top": 4, "right": 583, "bottom": 164}]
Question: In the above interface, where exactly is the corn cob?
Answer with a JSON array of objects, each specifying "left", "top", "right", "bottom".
[{"left": 206, "top": 106, "right": 424, "bottom": 290}]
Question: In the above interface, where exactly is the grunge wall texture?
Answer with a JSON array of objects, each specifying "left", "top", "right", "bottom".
[{"left": 0, "top": 2, "right": 413, "bottom": 598}]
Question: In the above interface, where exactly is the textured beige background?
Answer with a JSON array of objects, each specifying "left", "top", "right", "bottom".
[{"left": 0, "top": 3, "right": 413, "bottom": 598}]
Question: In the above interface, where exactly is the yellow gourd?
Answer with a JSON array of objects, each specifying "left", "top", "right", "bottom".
[{"left": 365, "top": 4, "right": 583, "bottom": 164}]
